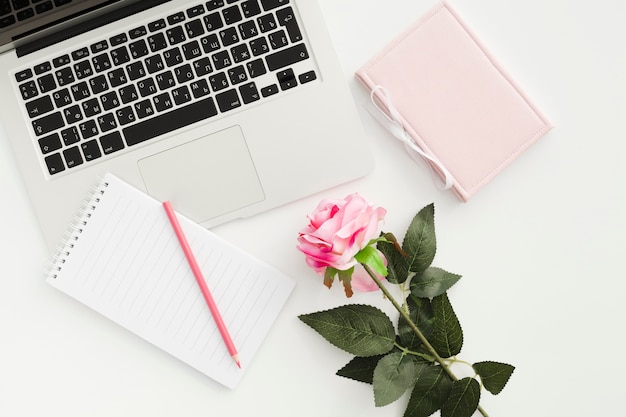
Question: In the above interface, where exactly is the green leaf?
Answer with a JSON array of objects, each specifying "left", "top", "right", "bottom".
[
  {"left": 441, "top": 378, "right": 480, "bottom": 417},
  {"left": 298, "top": 304, "right": 396, "bottom": 357},
  {"left": 398, "top": 296, "right": 435, "bottom": 354},
  {"left": 404, "top": 364, "right": 453, "bottom": 417},
  {"left": 336, "top": 355, "right": 384, "bottom": 384},
  {"left": 403, "top": 204, "right": 437, "bottom": 274},
  {"left": 430, "top": 293, "right": 463, "bottom": 358},
  {"left": 411, "top": 267, "right": 461, "bottom": 298},
  {"left": 377, "top": 233, "right": 410, "bottom": 284},
  {"left": 473, "top": 361, "right": 515, "bottom": 395},
  {"left": 355, "top": 245, "right": 388, "bottom": 277},
  {"left": 373, "top": 352, "right": 415, "bottom": 407}
]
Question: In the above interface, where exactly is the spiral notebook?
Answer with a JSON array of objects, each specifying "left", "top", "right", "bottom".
[{"left": 46, "top": 173, "right": 295, "bottom": 389}]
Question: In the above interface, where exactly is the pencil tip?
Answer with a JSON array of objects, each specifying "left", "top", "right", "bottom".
[{"left": 233, "top": 355, "right": 241, "bottom": 368}]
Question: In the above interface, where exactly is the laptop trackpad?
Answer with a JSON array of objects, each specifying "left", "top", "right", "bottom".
[{"left": 137, "top": 125, "right": 265, "bottom": 223}]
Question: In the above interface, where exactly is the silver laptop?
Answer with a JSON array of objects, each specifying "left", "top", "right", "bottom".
[{"left": 0, "top": 0, "right": 372, "bottom": 248}]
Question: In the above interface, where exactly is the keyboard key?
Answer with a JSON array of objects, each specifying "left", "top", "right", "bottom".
[
  {"left": 61, "top": 126, "right": 80, "bottom": 145},
  {"left": 107, "top": 68, "right": 127, "bottom": 87},
  {"left": 110, "top": 33, "right": 128, "bottom": 46},
  {"left": 209, "top": 72, "right": 229, "bottom": 91},
  {"left": 33, "top": 62, "right": 51, "bottom": 75},
  {"left": 206, "top": 0, "right": 225, "bottom": 11},
  {"left": 15, "top": 68, "right": 33, "bottom": 82},
  {"left": 167, "top": 11, "right": 185, "bottom": 25},
  {"left": 81, "top": 139, "right": 102, "bottom": 161},
  {"left": 257, "top": 13, "right": 277, "bottom": 32},
  {"left": 190, "top": 79, "right": 211, "bottom": 98},
  {"left": 265, "top": 42, "right": 308, "bottom": 71},
  {"left": 148, "top": 32, "right": 168, "bottom": 52},
  {"left": 79, "top": 120, "right": 98, "bottom": 139},
  {"left": 110, "top": 46, "right": 130, "bottom": 66},
  {"left": 133, "top": 99, "right": 154, "bottom": 119},
  {"left": 216, "top": 88, "right": 240, "bottom": 112},
  {"left": 44, "top": 153, "right": 65, "bottom": 175},
  {"left": 212, "top": 50, "right": 232, "bottom": 70},
  {"left": 268, "top": 29, "right": 288, "bottom": 49},
  {"left": 35, "top": 1, "right": 54, "bottom": 14},
  {"left": 299, "top": 70, "right": 316, "bottom": 84},
  {"left": 115, "top": 106, "right": 136, "bottom": 125},
  {"left": 71, "top": 47, "right": 89, "bottom": 61},
  {"left": 52, "top": 88, "right": 72, "bottom": 107},
  {"left": 123, "top": 97, "right": 218, "bottom": 146},
  {"left": 153, "top": 93, "right": 173, "bottom": 112},
  {"left": 19, "top": 80, "right": 38, "bottom": 100},
  {"left": 238, "top": 19, "right": 258, "bottom": 40},
  {"left": 276, "top": 7, "right": 302, "bottom": 42},
  {"left": 200, "top": 33, "right": 220, "bottom": 53},
  {"left": 119, "top": 85, "right": 139, "bottom": 104},
  {"left": 129, "top": 26, "right": 147, "bottom": 39},
  {"left": 37, "top": 73, "right": 56, "bottom": 93},
  {"left": 260, "top": 0, "right": 288, "bottom": 11},
  {"left": 185, "top": 19, "right": 205, "bottom": 38},
  {"left": 26, "top": 95, "right": 54, "bottom": 118},
  {"left": 241, "top": 0, "right": 261, "bottom": 17},
  {"left": 260, "top": 84, "right": 278, "bottom": 97},
  {"left": 172, "top": 86, "right": 192, "bottom": 105},
  {"left": 70, "top": 81, "right": 90, "bottom": 101},
  {"left": 222, "top": 5, "right": 242, "bottom": 25},
  {"left": 276, "top": 68, "right": 297, "bottom": 90},
  {"left": 246, "top": 58, "right": 266, "bottom": 77},
  {"left": 148, "top": 19, "right": 166, "bottom": 32},
  {"left": 204, "top": 12, "right": 223, "bottom": 32},
  {"left": 92, "top": 53, "right": 112, "bottom": 72},
  {"left": 227, "top": 65, "right": 247, "bottom": 85},
  {"left": 90, "top": 40, "right": 108, "bottom": 53},
  {"left": 81, "top": 98, "right": 102, "bottom": 117},
  {"left": 220, "top": 27, "right": 239, "bottom": 46},
  {"left": 187, "top": 5, "right": 205, "bottom": 18},
  {"left": 249, "top": 37, "right": 269, "bottom": 56},
  {"left": 97, "top": 113, "right": 117, "bottom": 132},
  {"left": 32, "top": 111, "right": 64, "bottom": 136},
  {"left": 129, "top": 39, "right": 149, "bottom": 59},
  {"left": 55, "top": 67, "right": 75, "bottom": 86},
  {"left": 239, "top": 82, "right": 260, "bottom": 104},
  {"left": 89, "top": 75, "right": 109, "bottom": 94},
  {"left": 63, "top": 146, "right": 83, "bottom": 168},
  {"left": 100, "top": 91, "right": 120, "bottom": 111},
  {"left": 166, "top": 26, "right": 186, "bottom": 45},
  {"left": 74, "top": 60, "right": 93, "bottom": 79},
  {"left": 145, "top": 55, "right": 165, "bottom": 73},
  {"left": 38, "top": 132, "right": 62, "bottom": 154},
  {"left": 100, "top": 131, "right": 125, "bottom": 154},
  {"left": 63, "top": 104, "right": 83, "bottom": 124},
  {"left": 52, "top": 54, "right": 70, "bottom": 68}
]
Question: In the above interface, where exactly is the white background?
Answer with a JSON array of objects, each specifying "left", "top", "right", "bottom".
[{"left": 1, "top": 0, "right": 625, "bottom": 416}]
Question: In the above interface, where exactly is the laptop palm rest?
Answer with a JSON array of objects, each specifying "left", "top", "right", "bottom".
[{"left": 137, "top": 125, "right": 265, "bottom": 223}]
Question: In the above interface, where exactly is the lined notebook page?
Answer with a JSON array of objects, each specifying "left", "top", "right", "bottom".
[{"left": 46, "top": 173, "right": 295, "bottom": 389}]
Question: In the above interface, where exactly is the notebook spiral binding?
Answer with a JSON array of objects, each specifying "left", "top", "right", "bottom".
[{"left": 46, "top": 178, "right": 110, "bottom": 279}]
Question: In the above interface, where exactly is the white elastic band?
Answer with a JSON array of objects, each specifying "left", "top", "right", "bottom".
[{"left": 368, "top": 86, "right": 454, "bottom": 190}]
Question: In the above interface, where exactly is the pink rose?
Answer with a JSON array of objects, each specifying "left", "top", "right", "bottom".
[{"left": 297, "top": 193, "right": 387, "bottom": 296}]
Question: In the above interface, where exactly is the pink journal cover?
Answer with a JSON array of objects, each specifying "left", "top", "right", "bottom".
[{"left": 356, "top": 1, "right": 553, "bottom": 201}]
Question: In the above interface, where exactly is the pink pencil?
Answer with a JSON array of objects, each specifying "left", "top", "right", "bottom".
[{"left": 162, "top": 201, "right": 241, "bottom": 368}]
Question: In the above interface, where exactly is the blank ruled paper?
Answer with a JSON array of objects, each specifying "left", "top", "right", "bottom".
[{"left": 46, "top": 174, "right": 295, "bottom": 388}]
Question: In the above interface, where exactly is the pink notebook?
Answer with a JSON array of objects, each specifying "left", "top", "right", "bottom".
[{"left": 356, "top": 1, "right": 552, "bottom": 201}]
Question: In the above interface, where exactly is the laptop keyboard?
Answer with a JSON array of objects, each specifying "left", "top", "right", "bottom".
[
  {"left": 1, "top": 0, "right": 73, "bottom": 29},
  {"left": 13, "top": 0, "right": 317, "bottom": 176}
]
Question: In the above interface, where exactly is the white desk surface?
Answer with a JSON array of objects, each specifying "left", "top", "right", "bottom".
[{"left": 1, "top": 1, "right": 624, "bottom": 416}]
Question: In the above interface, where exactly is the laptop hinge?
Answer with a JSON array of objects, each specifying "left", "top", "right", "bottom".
[{"left": 16, "top": 0, "right": 171, "bottom": 57}]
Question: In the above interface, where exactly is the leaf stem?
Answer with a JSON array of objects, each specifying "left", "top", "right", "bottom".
[{"left": 362, "top": 264, "right": 489, "bottom": 417}]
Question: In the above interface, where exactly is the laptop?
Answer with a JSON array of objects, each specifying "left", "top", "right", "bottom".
[{"left": 0, "top": 0, "right": 372, "bottom": 248}]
